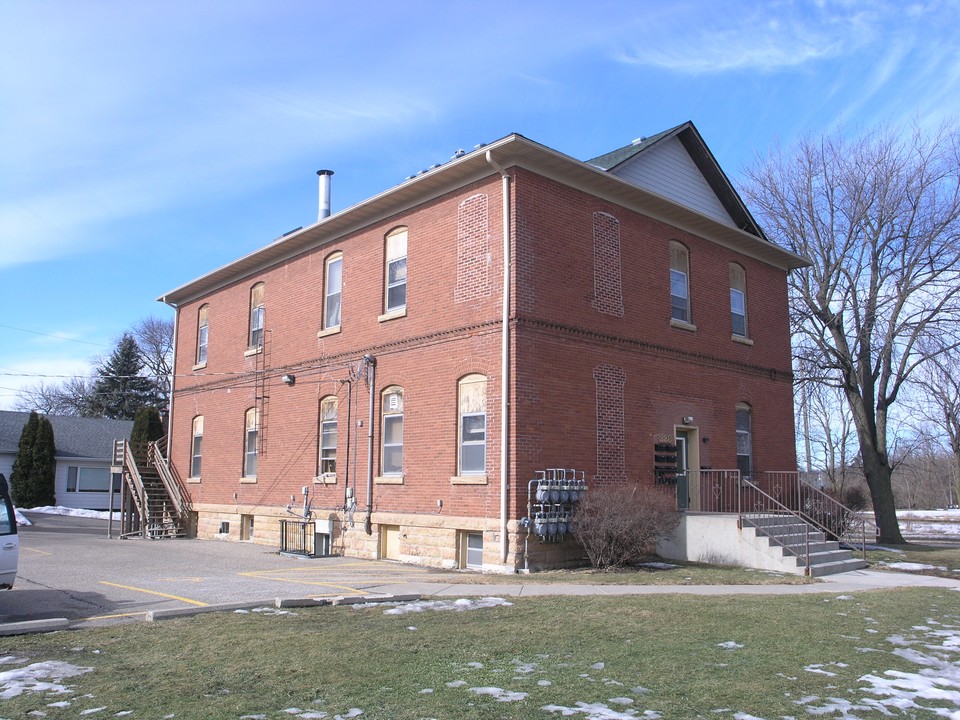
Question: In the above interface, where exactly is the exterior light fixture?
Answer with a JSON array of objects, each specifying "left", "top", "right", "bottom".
[
  {"left": 282, "top": 374, "right": 296, "bottom": 385},
  {"left": 682, "top": 416, "right": 694, "bottom": 424}
]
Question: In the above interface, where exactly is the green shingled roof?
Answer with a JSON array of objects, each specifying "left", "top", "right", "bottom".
[{"left": 586, "top": 123, "right": 686, "bottom": 170}]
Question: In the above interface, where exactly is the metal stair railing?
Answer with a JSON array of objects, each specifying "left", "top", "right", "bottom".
[
  {"left": 114, "top": 439, "right": 149, "bottom": 538},
  {"left": 698, "top": 470, "right": 811, "bottom": 574},
  {"left": 147, "top": 439, "right": 187, "bottom": 519},
  {"left": 763, "top": 472, "right": 878, "bottom": 561}
]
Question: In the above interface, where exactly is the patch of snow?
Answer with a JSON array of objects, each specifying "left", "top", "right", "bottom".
[
  {"left": 0, "top": 660, "right": 93, "bottom": 700},
  {"left": 382, "top": 597, "right": 512, "bottom": 615},
  {"left": 333, "top": 710, "right": 363, "bottom": 719},
  {"left": 297, "top": 713, "right": 328, "bottom": 719},
  {"left": 608, "top": 697, "right": 634, "bottom": 705},
  {"left": 19, "top": 506, "right": 118, "bottom": 520},
  {"left": 79, "top": 708, "right": 107, "bottom": 715},
  {"left": 543, "top": 701, "right": 656, "bottom": 718},
  {"left": 834, "top": 595, "right": 854, "bottom": 601},
  {"left": 881, "top": 561, "right": 947, "bottom": 572},
  {"left": 419, "top": 688, "right": 433, "bottom": 694},
  {"left": 468, "top": 686, "right": 528, "bottom": 702},
  {"left": 591, "top": 662, "right": 605, "bottom": 670},
  {"left": 803, "top": 664, "right": 837, "bottom": 677},
  {"left": 637, "top": 562, "right": 679, "bottom": 570},
  {"left": 446, "top": 680, "right": 467, "bottom": 688},
  {"left": 466, "top": 662, "right": 484, "bottom": 670},
  {"left": 538, "top": 680, "right": 553, "bottom": 687},
  {"left": 717, "top": 641, "right": 743, "bottom": 650}
]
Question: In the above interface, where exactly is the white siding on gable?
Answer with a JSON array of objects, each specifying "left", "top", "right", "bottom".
[{"left": 609, "top": 137, "right": 737, "bottom": 228}]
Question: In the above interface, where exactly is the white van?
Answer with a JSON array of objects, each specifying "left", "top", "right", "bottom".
[{"left": 0, "top": 474, "right": 18, "bottom": 589}]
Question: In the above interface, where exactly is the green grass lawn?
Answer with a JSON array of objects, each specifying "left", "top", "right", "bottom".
[{"left": 1, "top": 588, "right": 957, "bottom": 719}]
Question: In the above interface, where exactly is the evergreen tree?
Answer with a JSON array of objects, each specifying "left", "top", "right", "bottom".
[
  {"left": 10, "top": 411, "right": 39, "bottom": 507},
  {"left": 89, "top": 334, "right": 155, "bottom": 420},
  {"left": 29, "top": 416, "right": 56, "bottom": 506},
  {"left": 130, "top": 406, "right": 164, "bottom": 465}
]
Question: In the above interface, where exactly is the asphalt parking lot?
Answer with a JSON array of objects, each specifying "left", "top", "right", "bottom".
[{"left": 2, "top": 512, "right": 464, "bottom": 628}]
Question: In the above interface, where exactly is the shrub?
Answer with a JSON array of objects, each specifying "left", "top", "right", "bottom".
[{"left": 571, "top": 483, "right": 681, "bottom": 569}]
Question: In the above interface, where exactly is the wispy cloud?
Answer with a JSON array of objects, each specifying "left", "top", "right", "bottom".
[{"left": 613, "top": 2, "right": 879, "bottom": 74}]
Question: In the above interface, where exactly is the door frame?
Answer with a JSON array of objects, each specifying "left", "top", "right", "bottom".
[{"left": 674, "top": 425, "right": 700, "bottom": 511}]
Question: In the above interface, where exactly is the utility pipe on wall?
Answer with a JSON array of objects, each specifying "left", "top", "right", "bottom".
[
  {"left": 363, "top": 354, "right": 376, "bottom": 535},
  {"left": 485, "top": 150, "right": 511, "bottom": 565}
]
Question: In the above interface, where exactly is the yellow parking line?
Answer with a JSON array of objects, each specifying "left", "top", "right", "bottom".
[
  {"left": 20, "top": 546, "right": 52, "bottom": 556},
  {"left": 99, "top": 581, "right": 209, "bottom": 607}
]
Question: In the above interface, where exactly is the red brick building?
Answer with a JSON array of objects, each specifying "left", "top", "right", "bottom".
[{"left": 160, "top": 123, "right": 807, "bottom": 572}]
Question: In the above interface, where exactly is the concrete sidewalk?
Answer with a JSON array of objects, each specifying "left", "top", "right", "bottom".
[{"left": 355, "top": 567, "right": 960, "bottom": 598}]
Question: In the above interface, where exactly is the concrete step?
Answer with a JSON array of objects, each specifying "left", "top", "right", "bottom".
[{"left": 808, "top": 557, "right": 868, "bottom": 577}]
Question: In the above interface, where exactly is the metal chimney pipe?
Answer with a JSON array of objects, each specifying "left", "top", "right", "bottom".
[{"left": 317, "top": 169, "right": 334, "bottom": 221}]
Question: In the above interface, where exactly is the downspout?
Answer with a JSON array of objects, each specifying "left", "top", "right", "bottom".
[
  {"left": 364, "top": 354, "right": 376, "bottom": 535},
  {"left": 486, "top": 150, "right": 511, "bottom": 565}
]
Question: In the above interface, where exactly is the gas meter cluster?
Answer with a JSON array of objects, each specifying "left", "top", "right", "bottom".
[{"left": 523, "top": 468, "right": 588, "bottom": 543}]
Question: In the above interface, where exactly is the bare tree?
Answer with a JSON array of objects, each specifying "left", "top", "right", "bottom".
[
  {"left": 910, "top": 347, "right": 960, "bottom": 507},
  {"left": 802, "top": 380, "right": 857, "bottom": 495},
  {"left": 744, "top": 123, "right": 960, "bottom": 543},
  {"left": 13, "top": 377, "right": 95, "bottom": 416},
  {"left": 131, "top": 316, "right": 173, "bottom": 410}
]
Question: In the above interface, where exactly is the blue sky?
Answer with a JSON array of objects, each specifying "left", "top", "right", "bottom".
[{"left": 1, "top": 0, "right": 959, "bottom": 409}]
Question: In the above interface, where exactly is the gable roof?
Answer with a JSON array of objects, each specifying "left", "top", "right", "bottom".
[
  {"left": 160, "top": 127, "right": 807, "bottom": 307},
  {"left": 0, "top": 411, "right": 133, "bottom": 461},
  {"left": 586, "top": 121, "right": 766, "bottom": 239}
]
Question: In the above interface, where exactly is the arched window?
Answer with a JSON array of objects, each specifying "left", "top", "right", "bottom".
[
  {"left": 729, "top": 263, "right": 747, "bottom": 337},
  {"left": 319, "top": 396, "right": 338, "bottom": 477},
  {"left": 249, "top": 283, "right": 265, "bottom": 349},
  {"left": 381, "top": 386, "right": 404, "bottom": 475},
  {"left": 190, "top": 416, "right": 203, "bottom": 478},
  {"left": 196, "top": 304, "right": 209, "bottom": 365},
  {"left": 736, "top": 403, "right": 752, "bottom": 479},
  {"left": 244, "top": 408, "right": 259, "bottom": 478},
  {"left": 324, "top": 253, "right": 342, "bottom": 330},
  {"left": 670, "top": 242, "right": 690, "bottom": 323},
  {"left": 385, "top": 227, "right": 407, "bottom": 313},
  {"left": 458, "top": 374, "right": 487, "bottom": 475}
]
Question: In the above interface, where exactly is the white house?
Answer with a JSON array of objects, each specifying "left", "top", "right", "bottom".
[{"left": 0, "top": 411, "right": 133, "bottom": 511}]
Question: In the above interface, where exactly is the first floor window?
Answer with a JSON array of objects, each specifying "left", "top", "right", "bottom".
[
  {"left": 66, "top": 466, "right": 115, "bottom": 493},
  {"left": 244, "top": 408, "right": 259, "bottom": 477},
  {"left": 736, "top": 404, "right": 752, "bottom": 479},
  {"left": 458, "top": 374, "right": 487, "bottom": 475},
  {"left": 320, "top": 397, "right": 338, "bottom": 476},
  {"left": 190, "top": 416, "right": 203, "bottom": 478},
  {"left": 381, "top": 386, "right": 404, "bottom": 475}
]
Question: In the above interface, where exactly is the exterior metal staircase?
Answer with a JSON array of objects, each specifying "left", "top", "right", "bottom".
[{"left": 113, "top": 438, "right": 188, "bottom": 539}]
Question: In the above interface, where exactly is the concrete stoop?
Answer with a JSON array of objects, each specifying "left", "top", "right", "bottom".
[{"left": 743, "top": 515, "right": 868, "bottom": 577}]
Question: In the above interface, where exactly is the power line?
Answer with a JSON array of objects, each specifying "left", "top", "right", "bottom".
[{"left": 0, "top": 323, "right": 109, "bottom": 348}]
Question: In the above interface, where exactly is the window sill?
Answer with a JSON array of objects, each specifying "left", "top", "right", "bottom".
[
  {"left": 451, "top": 474, "right": 488, "bottom": 485},
  {"left": 732, "top": 334, "right": 754, "bottom": 346},
  {"left": 375, "top": 474, "right": 404, "bottom": 485},
  {"left": 317, "top": 326, "right": 341, "bottom": 339},
  {"left": 313, "top": 474, "right": 337, "bottom": 485},
  {"left": 244, "top": 347, "right": 262, "bottom": 357},
  {"left": 670, "top": 319, "right": 698, "bottom": 332},
  {"left": 378, "top": 307, "right": 407, "bottom": 323},
  {"left": 192, "top": 362, "right": 207, "bottom": 371},
  {"left": 239, "top": 476, "right": 258, "bottom": 484},
  {"left": 187, "top": 477, "right": 202, "bottom": 484}
]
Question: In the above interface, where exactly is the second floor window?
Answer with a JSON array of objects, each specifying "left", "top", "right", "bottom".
[
  {"left": 385, "top": 228, "right": 407, "bottom": 312},
  {"left": 196, "top": 304, "right": 209, "bottom": 365},
  {"left": 324, "top": 254, "right": 342, "bottom": 330},
  {"left": 249, "top": 283, "right": 265, "bottom": 349},
  {"left": 670, "top": 242, "right": 690, "bottom": 323},
  {"left": 730, "top": 263, "right": 748, "bottom": 337}
]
